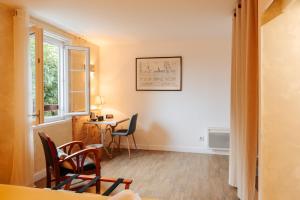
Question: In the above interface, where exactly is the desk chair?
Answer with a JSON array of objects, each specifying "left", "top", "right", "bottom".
[{"left": 108, "top": 113, "right": 138, "bottom": 159}]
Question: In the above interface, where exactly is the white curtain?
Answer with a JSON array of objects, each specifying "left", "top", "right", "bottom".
[
  {"left": 9, "top": 8, "right": 34, "bottom": 186},
  {"left": 229, "top": 0, "right": 259, "bottom": 199}
]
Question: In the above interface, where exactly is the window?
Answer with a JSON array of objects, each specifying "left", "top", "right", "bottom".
[
  {"left": 29, "top": 28, "right": 90, "bottom": 124},
  {"left": 43, "top": 35, "right": 63, "bottom": 121},
  {"left": 64, "top": 46, "right": 90, "bottom": 115}
]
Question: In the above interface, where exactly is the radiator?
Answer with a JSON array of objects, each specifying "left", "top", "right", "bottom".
[{"left": 208, "top": 128, "right": 230, "bottom": 150}]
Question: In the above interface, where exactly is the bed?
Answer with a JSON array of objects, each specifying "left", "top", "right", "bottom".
[{"left": 0, "top": 184, "right": 155, "bottom": 200}]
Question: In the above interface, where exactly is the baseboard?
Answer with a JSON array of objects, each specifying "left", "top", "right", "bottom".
[
  {"left": 119, "top": 144, "right": 229, "bottom": 155},
  {"left": 34, "top": 168, "right": 46, "bottom": 182}
]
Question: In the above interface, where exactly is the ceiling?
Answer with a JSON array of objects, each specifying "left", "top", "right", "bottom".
[{"left": 0, "top": 0, "right": 235, "bottom": 45}]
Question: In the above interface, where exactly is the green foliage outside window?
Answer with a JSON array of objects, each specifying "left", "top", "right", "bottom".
[{"left": 43, "top": 42, "right": 59, "bottom": 117}]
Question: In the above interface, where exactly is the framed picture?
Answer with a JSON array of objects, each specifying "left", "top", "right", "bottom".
[{"left": 136, "top": 56, "right": 182, "bottom": 91}]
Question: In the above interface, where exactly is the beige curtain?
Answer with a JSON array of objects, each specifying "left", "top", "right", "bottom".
[
  {"left": 9, "top": 8, "right": 34, "bottom": 186},
  {"left": 0, "top": 4, "right": 14, "bottom": 184},
  {"left": 229, "top": 0, "right": 259, "bottom": 199}
]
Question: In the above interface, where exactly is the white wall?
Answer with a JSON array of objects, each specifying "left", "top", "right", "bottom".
[
  {"left": 33, "top": 120, "right": 72, "bottom": 181},
  {"left": 99, "top": 38, "right": 231, "bottom": 153}
]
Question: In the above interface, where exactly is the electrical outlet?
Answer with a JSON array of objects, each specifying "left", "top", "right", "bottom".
[{"left": 199, "top": 136, "right": 205, "bottom": 142}]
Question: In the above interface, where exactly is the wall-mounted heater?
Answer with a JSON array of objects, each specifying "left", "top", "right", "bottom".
[{"left": 208, "top": 128, "right": 230, "bottom": 150}]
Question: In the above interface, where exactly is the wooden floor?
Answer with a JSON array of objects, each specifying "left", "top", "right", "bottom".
[{"left": 36, "top": 150, "right": 238, "bottom": 200}]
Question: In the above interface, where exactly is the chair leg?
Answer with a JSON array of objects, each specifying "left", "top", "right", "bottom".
[
  {"left": 132, "top": 134, "right": 137, "bottom": 150},
  {"left": 96, "top": 179, "right": 100, "bottom": 194},
  {"left": 126, "top": 136, "right": 131, "bottom": 159}
]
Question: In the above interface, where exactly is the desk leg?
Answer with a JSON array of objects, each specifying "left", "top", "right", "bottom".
[
  {"left": 106, "top": 125, "right": 118, "bottom": 157},
  {"left": 96, "top": 124, "right": 112, "bottom": 158}
]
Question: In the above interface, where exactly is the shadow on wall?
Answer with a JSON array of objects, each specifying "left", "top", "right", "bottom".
[
  {"left": 124, "top": 122, "right": 171, "bottom": 149},
  {"left": 102, "top": 107, "right": 128, "bottom": 120}
]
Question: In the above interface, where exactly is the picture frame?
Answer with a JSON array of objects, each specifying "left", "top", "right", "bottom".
[{"left": 136, "top": 56, "right": 182, "bottom": 91}]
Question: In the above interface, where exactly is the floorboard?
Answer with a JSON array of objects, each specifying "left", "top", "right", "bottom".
[{"left": 35, "top": 150, "right": 238, "bottom": 200}]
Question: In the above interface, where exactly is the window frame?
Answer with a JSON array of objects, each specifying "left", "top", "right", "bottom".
[
  {"left": 43, "top": 34, "right": 65, "bottom": 123},
  {"left": 29, "top": 27, "right": 44, "bottom": 124},
  {"left": 29, "top": 27, "right": 91, "bottom": 125},
  {"left": 64, "top": 45, "right": 91, "bottom": 116}
]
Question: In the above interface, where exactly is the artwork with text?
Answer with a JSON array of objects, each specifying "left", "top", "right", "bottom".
[{"left": 136, "top": 57, "right": 182, "bottom": 91}]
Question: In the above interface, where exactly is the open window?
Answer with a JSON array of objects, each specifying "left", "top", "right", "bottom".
[
  {"left": 64, "top": 46, "right": 90, "bottom": 116},
  {"left": 29, "top": 28, "right": 91, "bottom": 124},
  {"left": 43, "top": 34, "right": 64, "bottom": 122}
]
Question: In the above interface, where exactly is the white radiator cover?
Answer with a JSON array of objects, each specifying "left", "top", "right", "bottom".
[{"left": 208, "top": 128, "right": 230, "bottom": 150}]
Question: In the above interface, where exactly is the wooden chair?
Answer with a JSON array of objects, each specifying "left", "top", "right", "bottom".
[
  {"left": 38, "top": 132, "right": 133, "bottom": 194},
  {"left": 52, "top": 174, "right": 132, "bottom": 196},
  {"left": 108, "top": 113, "right": 138, "bottom": 159}
]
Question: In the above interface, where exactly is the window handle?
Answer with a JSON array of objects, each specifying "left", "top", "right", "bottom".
[
  {"left": 29, "top": 110, "right": 40, "bottom": 117},
  {"left": 29, "top": 110, "right": 41, "bottom": 124}
]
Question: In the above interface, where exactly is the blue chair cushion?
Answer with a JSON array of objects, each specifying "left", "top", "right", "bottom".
[
  {"left": 59, "top": 154, "right": 96, "bottom": 176},
  {"left": 112, "top": 129, "right": 128, "bottom": 136},
  {"left": 57, "top": 148, "right": 68, "bottom": 159}
]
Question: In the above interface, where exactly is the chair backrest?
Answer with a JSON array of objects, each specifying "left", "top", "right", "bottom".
[
  {"left": 38, "top": 132, "right": 59, "bottom": 171},
  {"left": 127, "top": 113, "right": 138, "bottom": 135}
]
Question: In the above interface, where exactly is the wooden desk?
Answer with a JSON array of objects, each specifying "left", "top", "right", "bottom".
[{"left": 84, "top": 118, "right": 129, "bottom": 157}]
